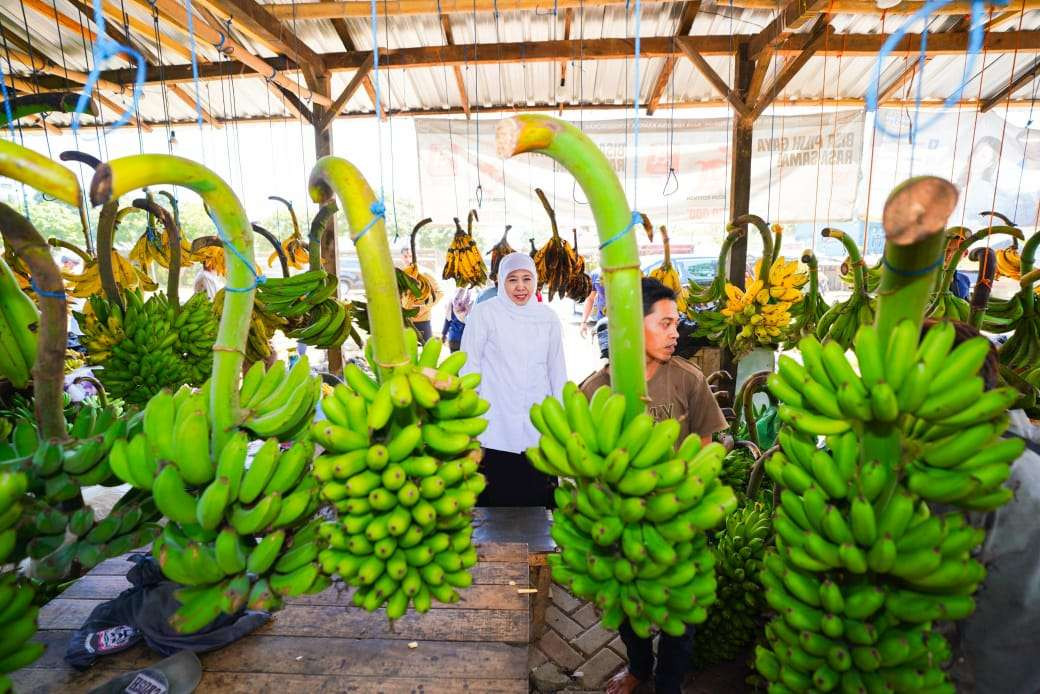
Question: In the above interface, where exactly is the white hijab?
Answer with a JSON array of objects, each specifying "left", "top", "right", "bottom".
[{"left": 493, "top": 252, "right": 555, "bottom": 321}]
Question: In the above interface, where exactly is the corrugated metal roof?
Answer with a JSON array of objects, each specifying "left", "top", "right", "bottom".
[{"left": 1, "top": 1, "right": 1037, "bottom": 124}]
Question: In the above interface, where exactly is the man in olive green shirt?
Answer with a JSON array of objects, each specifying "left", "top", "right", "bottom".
[{"left": 579, "top": 277, "right": 727, "bottom": 694}]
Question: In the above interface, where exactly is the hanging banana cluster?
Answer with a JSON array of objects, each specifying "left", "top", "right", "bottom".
[
  {"left": 815, "top": 229, "right": 875, "bottom": 349},
  {"left": 754, "top": 322, "right": 1021, "bottom": 693},
  {"left": 212, "top": 289, "right": 287, "bottom": 365},
  {"left": 107, "top": 388, "right": 325, "bottom": 632},
  {"left": 128, "top": 223, "right": 195, "bottom": 271},
  {"left": 565, "top": 229, "right": 594, "bottom": 302},
  {"left": 528, "top": 384, "right": 737, "bottom": 637},
  {"left": 719, "top": 257, "right": 807, "bottom": 355},
  {"left": 258, "top": 269, "right": 353, "bottom": 349},
  {"left": 400, "top": 219, "right": 440, "bottom": 313},
  {"left": 838, "top": 260, "right": 881, "bottom": 294},
  {"left": 0, "top": 255, "right": 38, "bottom": 389},
  {"left": 486, "top": 225, "right": 515, "bottom": 281},
  {"left": 312, "top": 336, "right": 487, "bottom": 621},
  {"left": 270, "top": 232, "right": 309, "bottom": 271},
  {"left": 784, "top": 250, "right": 829, "bottom": 350},
  {"left": 2, "top": 415, "right": 161, "bottom": 582},
  {"left": 691, "top": 501, "right": 771, "bottom": 669},
  {"left": 647, "top": 226, "right": 686, "bottom": 312},
  {"left": 238, "top": 356, "right": 322, "bottom": 441},
  {"left": 194, "top": 245, "right": 226, "bottom": 276},
  {"left": 77, "top": 289, "right": 216, "bottom": 404},
  {"left": 442, "top": 211, "right": 488, "bottom": 288},
  {"left": 0, "top": 466, "right": 45, "bottom": 683},
  {"left": 532, "top": 189, "right": 586, "bottom": 301},
  {"left": 62, "top": 250, "right": 158, "bottom": 298},
  {"left": 995, "top": 243, "right": 1020, "bottom": 279}
]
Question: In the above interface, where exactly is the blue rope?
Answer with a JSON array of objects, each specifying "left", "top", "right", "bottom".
[
  {"left": 208, "top": 210, "right": 265, "bottom": 292},
  {"left": 600, "top": 210, "right": 643, "bottom": 250},
  {"left": 30, "top": 278, "right": 66, "bottom": 300},
  {"left": 353, "top": 200, "right": 386, "bottom": 245},
  {"left": 71, "top": 0, "right": 145, "bottom": 132},
  {"left": 866, "top": 0, "right": 986, "bottom": 139},
  {"left": 881, "top": 253, "right": 944, "bottom": 278}
]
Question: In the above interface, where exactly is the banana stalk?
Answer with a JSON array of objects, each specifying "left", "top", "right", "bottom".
[
  {"left": 733, "top": 215, "right": 775, "bottom": 283},
  {"left": 47, "top": 238, "right": 93, "bottom": 264},
  {"left": 1019, "top": 231, "right": 1040, "bottom": 317},
  {"left": 968, "top": 246, "right": 996, "bottom": 330},
  {"left": 157, "top": 191, "right": 181, "bottom": 228},
  {"left": 823, "top": 228, "right": 868, "bottom": 300},
  {"left": 133, "top": 197, "right": 182, "bottom": 312},
  {"left": 0, "top": 139, "right": 80, "bottom": 207},
  {"left": 308, "top": 202, "right": 337, "bottom": 273},
  {"left": 309, "top": 157, "right": 407, "bottom": 369},
  {"left": 0, "top": 92, "right": 87, "bottom": 125},
  {"left": 0, "top": 204, "right": 67, "bottom": 439},
  {"left": 686, "top": 226, "right": 745, "bottom": 309},
  {"left": 95, "top": 202, "right": 124, "bottom": 308},
  {"left": 90, "top": 155, "right": 255, "bottom": 455},
  {"left": 270, "top": 195, "right": 301, "bottom": 240},
  {"left": 496, "top": 114, "right": 646, "bottom": 419},
  {"left": 929, "top": 224, "right": 1024, "bottom": 315},
  {"left": 251, "top": 224, "right": 290, "bottom": 278},
  {"left": 410, "top": 217, "right": 432, "bottom": 268}
]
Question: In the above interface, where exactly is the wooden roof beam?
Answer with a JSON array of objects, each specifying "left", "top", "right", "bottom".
[
  {"left": 274, "top": 84, "right": 315, "bottom": 123},
  {"left": 204, "top": 0, "right": 326, "bottom": 83},
  {"left": 439, "top": 14, "right": 470, "bottom": 118},
  {"left": 167, "top": 83, "right": 223, "bottom": 127},
  {"left": 980, "top": 55, "right": 1040, "bottom": 112},
  {"left": 646, "top": 0, "right": 700, "bottom": 115},
  {"left": 558, "top": 6, "right": 573, "bottom": 99},
  {"left": 316, "top": 54, "right": 375, "bottom": 131},
  {"left": 20, "top": 0, "right": 98, "bottom": 42},
  {"left": 100, "top": 1, "right": 195, "bottom": 62},
  {"left": 676, "top": 37, "right": 749, "bottom": 118},
  {"left": 1, "top": 42, "right": 124, "bottom": 94},
  {"left": 750, "top": 17, "right": 831, "bottom": 119},
  {"left": 64, "top": 0, "right": 162, "bottom": 65},
  {"left": 266, "top": 0, "right": 675, "bottom": 19},
  {"left": 748, "top": 0, "right": 830, "bottom": 61},
  {"left": 727, "top": 0, "right": 1040, "bottom": 13},
  {"left": 329, "top": 17, "right": 383, "bottom": 117}
]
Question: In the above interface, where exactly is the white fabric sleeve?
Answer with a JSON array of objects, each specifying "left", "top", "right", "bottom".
[
  {"left": 547, "top": 318, "right": 567, "bottom": 397},
  {"left": 459, "top": 304, "right": 485, "bottom": 379}
]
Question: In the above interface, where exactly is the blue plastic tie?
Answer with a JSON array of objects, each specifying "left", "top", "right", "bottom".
[
  {"left": 208, "top": 211, "right": 265, "bottom": 292},
  {"left": 0, "top": 62, "right": 16, "bottom": 141},
  {"left": 30, "top": 278, "right": 66, "bottom": 300},
  {"left": 72, "top": 0, "right": 145, "bottom": 133},
  {"left": 599, "top": 211, "right": 642, "bottom": 250},
  {"left": 866, "top": 0, "right": 986, "bottom": 139},
  {"left": 354, "top": 199, "right": 386, "bottom": 245},
  {"left": 881, "top": 254, "right": 944, "bottom": 278}
]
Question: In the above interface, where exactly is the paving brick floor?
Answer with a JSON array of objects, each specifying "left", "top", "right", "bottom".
[{"left": 528, "top": 584, "right": 752, "bottom": 693}]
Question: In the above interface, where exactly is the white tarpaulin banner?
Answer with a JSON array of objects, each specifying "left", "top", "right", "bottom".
[
  {"left": 863, "top": 109, "right": 1040, "bottom": 227},
  {"left": 414, "top": 112, "right": 865, "bottom": 235}
]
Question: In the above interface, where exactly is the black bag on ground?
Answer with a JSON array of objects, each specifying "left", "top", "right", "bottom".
[{"left": 65, "top": 554, "right": 269, "bottom": 670}]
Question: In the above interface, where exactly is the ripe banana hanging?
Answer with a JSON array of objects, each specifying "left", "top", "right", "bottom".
[
  {"left": 648, "top": 226, "right": 685, "bottom": 313},
  {"left": 532, "top": 189, "right": 581, "bottom": 301},
  {"left": 487, "top": 225, "right": 515, "bottom": 282},
  {"left": 441, "top": 211, "right": 488, "bottom": 288},
  {"left": 400, "top": 219, "right": 440, "bottom": 313}
]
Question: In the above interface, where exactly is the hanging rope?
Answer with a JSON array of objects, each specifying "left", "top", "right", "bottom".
[{"left": 362, "top": 0, "right": 387, "bottom": 236}]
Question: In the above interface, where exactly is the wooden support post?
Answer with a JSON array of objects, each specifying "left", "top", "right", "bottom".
[
  {"left": 311, "top": 75, "right": 343, "bottom": 377},
  {"left": 721, "top": 43, "right": 754, "bottom": 398}
]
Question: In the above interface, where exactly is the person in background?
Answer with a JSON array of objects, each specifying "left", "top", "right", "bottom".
[
  {"left": 579, "top": 270, "right": 606, "bottom": 339},
  {"left": 476, "top": 283, "right": 497, "bottom": 304},
  {"left": 944, "top": 232, "right": 972, "bottom": 300},
  {"left": 580, "top": 277, "right": 728, "bottom": 694},
  {"left": 441, "top": 288, "right": 472, "bottom": 352},
  {"left": 460, "top": 252, "right": 566, "bottom": 507}
]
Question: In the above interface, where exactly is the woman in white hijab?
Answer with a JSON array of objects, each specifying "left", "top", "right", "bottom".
[{"left": 460, "top": 252, "right": 566, "bottom": 507}]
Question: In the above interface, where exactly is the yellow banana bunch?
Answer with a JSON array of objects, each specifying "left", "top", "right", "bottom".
[
  {"left": 487, "top": 225, "right": 515, "bottom": 281},
  {"left": 717, "top": 257, "right": 805, "bottom": 355},
  {"left": 62, "top": 251, "right": 158, "bottom": 298},
  {"left": 648, "top": 226, "right": 685, "bottom": 312},
  {"left": 269, "top": 231, "right": 309, "bottom": 271},
  {"left": 401, "top": 264, "right": 438, "bottom": 309},
  {"left": 129, "top": 228, "right": 195, "bottom": 271},
  {"left": 995, "top": 244, "right": 1021, "bottom": 280},
  {"left": 194, "top": 244, "right": 226, "bottom": 276},
  {"left": 441, "top": 211, "right": 487, "bottom": 288}
]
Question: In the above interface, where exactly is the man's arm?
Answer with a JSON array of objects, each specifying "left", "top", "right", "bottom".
[{"left": 579, "top": 290, "right": 597, "bottom": 337}]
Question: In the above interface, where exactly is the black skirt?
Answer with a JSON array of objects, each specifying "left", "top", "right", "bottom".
[{"left": 477, "top": 448, "right": 555, "bottom": 508}]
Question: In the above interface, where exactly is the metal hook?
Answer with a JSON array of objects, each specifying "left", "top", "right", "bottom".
[
  {"left": 475, "top": 184, "right": 484, "bottom": 208},
  {"left": 662, "top": 167, "right": 679, "bottom": 197},
  {"left": 572, "top": 180, "right": 588, "bottom": 205}
]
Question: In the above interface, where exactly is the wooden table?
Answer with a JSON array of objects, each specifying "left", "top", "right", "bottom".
[
  {"left": 472, "top": 507, "right": 556, "bottom": 643},
  {"left": 13, "top": 541, "right": 531, "bottom": 693}
]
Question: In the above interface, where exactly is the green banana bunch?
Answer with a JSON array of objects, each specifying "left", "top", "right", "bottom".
[
  {"left": 980, "top": 294, "right": 1023, "bottom": 333},
  {"left": 106, "top": 387, "right": 325, "bottom": 632},
  {"left": 783, "top": 249, "right": 829, "bottom": 350},
  {"left": 238, "top": 355, "right": 322, "bottom": 441},
  {"left": 755, "top": 321, "right": 1019, "bottom": 693},
  {"left": 286, "top": 298, "right": 354, "bottom": 349},
  {"left": 838, "top": 258, "right": 881, "bottom": 293},
  {"left": 929, "top": 291, "right": 971, "bottom": 322},
  {"left": 0, "top": 254, "right": 39, "bottom": 389},
  {"left": 0, "top": 574, "right": 45, "bottom": 687},
  {"left": 258, "top": 269, "right": 354, "bottom": 349},
  {"left": 999, "top": 264, "right": 1040, "bottom": 374},
  {"left": 313, "top": 332, "right": 488, "bottom": 621},
  {"left": 691, "top": 501, "right": 771, "bottom": 669},
  {"left": 719, "top": 447, "right": 757, "bottom": 504},
  {"left": 212, "top": 290, "right": 287, "bottom": 366},
  {"left": 529, "top": 384, "right": 737, "bottom": 637},
  {"left": 77, "top": 288, "right": 215, "bottom": 404},
  {"left": 815, "top": 229, "right": 875, "bottom": 350}
]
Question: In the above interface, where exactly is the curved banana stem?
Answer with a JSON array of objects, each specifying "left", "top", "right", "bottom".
[
  {"left": 930, "top": 226, "right": 972, "bottom": 297},
  {"left": 156, "top": 191, "right": 181, "bottom": 228},
  {"left": 59, "top": 152, "right": 103, "bottom": 257},
  {"left": 90, "top": 155, "right": 255, "bottom": 455},
  {"left": 1019, "top": 231, "right": 1040, "bottom": 317},
  {"left": 706, "top": 369, "right": 731, "bottom": 386},
  {"left": 733, "top": 214, "right": 774, "bottom": 283},
  {"left": 0, "top": 203, "right": 67, "bottom": 439},
  {"left": 979, "top": 210, "right": 1016, "bottom": 227},
  {"left": 535, "top": 188, "right": 560, "bottom": 239},
  {"left": 571, "top": 228, "right": 578, "bottom": 252},
  {"left": 660, "top": 226, "right": 672, "bottom": 270},
  {"left": 59, "top": 150, "right": 102, "bottom": 170},
  {"left": 95, "top": 203, "right": 123, "bottom": 308},
  {"left": 734, "top": 369, "right": 771, "bottom": 448},
  {"left": 713, "top": 226, "right": 747, "bottom": 287},
  {"left": 0, "top": 92, "right": 90, "bottom": 126},
  {"left": 409, "top": 218, "right": 433, "bottom": 270},
  {"left": 875, "top": 176, "right": 958, "bottom": 345},
  {"left": 968, "top": 246, "right": 996, "bottom": 329},
  {"left": 269, "top": 195, "right": 301, "bottom": 238},
  {"left": 47, "top": 238, "right": 93, "bottom": 263},
  {"left": 931, "top": 225, "right": 1024, "bottom": 314},
  {"left": 133, "top": 197, "right": 182, "bottom": 311},
  {"left": 748, "top": 443, "right": 780, "bottom": 503},
  {"left": 251, "top": 223, "right": 290, "bottom": 278},
  {"left": 496, "top": 114, "right": 645, "bottom": 419},
  {"left": 308, "top": 201, "right": 338, "bottom": 273},
  {"left": 191, "top": 236, "right": 223, "bottom": 253},
  {"left": 1020, "top": 268, "right": 1040, "bottom": 289},
  {"left": 822, "top": 228, "right": 868, "bottom": 299},
  {"left": 0, "top": 140, "right": 80, "bottom": 207},
  {"left": 309, "top": 157, "right": 407, "bottom": 369},
  {"left": 790, "top": 249, "right": 819, "bottom": 335},
  {"left": 72, "top": 375, "right": 108, "bottom": 409},
  {"left": 468, "top": 209, "right": 478, "bottom": 237}
]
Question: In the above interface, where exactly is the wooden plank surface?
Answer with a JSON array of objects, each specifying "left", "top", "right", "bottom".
[
  {"left": 18, "top": 539, "right": 530, "bottom": 693},
  {"left": 473, "top": 508, "right": 555, "bottom": 556}
]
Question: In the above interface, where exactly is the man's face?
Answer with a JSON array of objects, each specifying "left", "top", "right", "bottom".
[
  {"left": 401, "top": 248, "right": 413, "bottom": 265},
  {"left": 643, "top": 298, "right": 679, "bottom": 362}
]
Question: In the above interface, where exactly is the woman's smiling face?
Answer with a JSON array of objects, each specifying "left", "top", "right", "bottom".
[{"left": 504, "top": 269, "right": 535, "bottom": 305}]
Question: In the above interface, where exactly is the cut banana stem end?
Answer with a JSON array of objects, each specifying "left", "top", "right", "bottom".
[
  {"left": 90, "top": 154, "right": 256, "bottom": 454},
  {"left": 309, "top": 156, "right": 407, "bottom": 369},
  {"left": 496, "top": 114, "right": 646, "bottom": 420}
]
